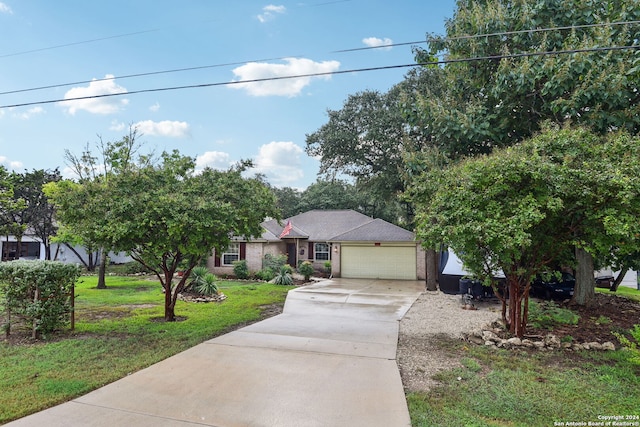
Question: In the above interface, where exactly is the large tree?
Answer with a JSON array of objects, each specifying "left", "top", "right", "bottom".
[
  {"left": 51, "top": 152, "right": 278, "bottom": 321},
  {"left": 306, "top": 67, "right": 445, "bottom": 227},
  {"left": 410, "top": 0, "right": 640, "bottom": 303},
  {"left": 411, "top": 126, "right": 640, "bottom": 334},
  {"left": 55, "top": 127, "right": 148, "bottom": 287},
  {"left": 10, "top": 169, "right": 61, "bottom": 260}
]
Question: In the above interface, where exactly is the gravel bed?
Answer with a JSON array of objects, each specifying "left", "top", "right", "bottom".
[{"left": 397, "top": 290, "right": 501, "bottom": 393}]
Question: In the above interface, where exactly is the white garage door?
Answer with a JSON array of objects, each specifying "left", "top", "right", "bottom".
[{"left": 341, "top": 244, "right": 416, "bottom": 280}]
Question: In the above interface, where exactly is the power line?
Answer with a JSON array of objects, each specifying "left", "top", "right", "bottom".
[
  {"left": 332, "top": 19, "right": 640, "bottom": 53},
  {"left": 0, "top": 29, "right": 162, "bottom": 59},
  {"left": 0, "top": 56, "right": 302, "bottom": 96},
  {"left": 2, "top": 19, "right": 638, "bottom": 98},
  {"left": 2, "top": 44, "right": 637, "bottom": 110}
]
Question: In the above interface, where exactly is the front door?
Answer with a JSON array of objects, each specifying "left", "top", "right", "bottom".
[{"left": 286, "top": 243, "right": 297, "bottom": 267}]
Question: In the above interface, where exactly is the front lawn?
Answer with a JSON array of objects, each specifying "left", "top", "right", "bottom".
[
  {"left": 407, "top": 288, "right": 640, "bottom": 426},
  {"left": 0, "top": 275, "right": 293, "bottom": 424}
]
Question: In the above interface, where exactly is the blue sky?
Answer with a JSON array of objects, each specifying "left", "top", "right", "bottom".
[{"left": 0, "top": 0, "right": 455, "bottom": 189}]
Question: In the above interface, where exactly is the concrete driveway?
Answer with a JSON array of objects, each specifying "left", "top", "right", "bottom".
[{"left": 6, "top": 278, "right": 424, "bottom": 427}]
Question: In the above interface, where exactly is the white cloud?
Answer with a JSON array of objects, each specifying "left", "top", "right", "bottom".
[
  {"left": 133, "top": 120, "right": 190, "bottom": 138},
  {"left": 149, "top": 102, "right": 160, "bottom": 112},
  {"left": 250, "top": 141, "right": 304, "bottom": 186},
  {"left": 0, "top": 2, "right": 12, "bottom": 14},
  {"left": 110, "top": 120, "right": 126, "bottom": 132},
  {"left": 231, "top": 58, "right": 340, "bottom": 97},
  {"left": 258, "top": 4, "right": 285, "bottom": 23},
  {"left": 362, "top": 37, "right": 393, "bottom": 50},
  {"left": 60, "top": 75, "right": 129, "bottom": 115},
  {"left": 16, "top": 106, "right": 45, "bottom": 120},
  {"left": 0, "top": 156, "right": 23, "bottom": 170},
  {"left": 195, "top": 151, "right": 232, "bottom": 171}
]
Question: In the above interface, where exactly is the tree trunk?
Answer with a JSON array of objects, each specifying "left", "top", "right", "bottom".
[
  {"left": 97, "top": 250, "right": 108, "bottom": 289},
  {"left": 572, "top": 247, "right": 595, "bottom": 306},
  {"left": 164, "top": 270, "right": 176, "bottom": 322},
  {"left": 425, "top": 249, "right": 438, "bottom": 291},
  {"left": 505, "top": 275, "right": 529, "bottom": 337},
  {"left": 609, "top": 267, "right": 628, "bottom": 292},
  {"left": 64, "top": 243, "right": 89, "bottom": 269}
]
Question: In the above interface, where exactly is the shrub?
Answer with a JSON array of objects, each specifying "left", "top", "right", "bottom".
[
  {"left": 0, "top": 260, "right": 81, "bottom": 339},
  {"left": 254, "top": 268, "right": 275, "bottom": 281},
  {"left": 614, "top": 325, "right": 640, "bottom": 366},
  {"left": 263, "top": 253, "right": 287, "bottom": 272},
  {"left": 195, "top": 273, "right": 219, "bottom": 296},
  {"left": 272, "top": 265, "right": 294, "bottom": 286},
  {"left": 126, "top": 261, "right": 151, "bottom": 275},
  {"left": 232, "top": 260, "right": 249, "bottom": 279},
  {"left": 298, "top": 261, "right": 314, "bottom": 281},
  {"left": 528, "top": 300, "right": 579, "bottom": 330},
  {"left": 324, "top": 261, "right": 332, "bottom": 275},
  {"left": 184, "top": 266, "right": 210, "bottom": 292}
]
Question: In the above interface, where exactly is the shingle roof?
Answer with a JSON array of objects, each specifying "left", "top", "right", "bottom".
[{"left": 258, "top": 210, "right": 415, "bottom": 242}]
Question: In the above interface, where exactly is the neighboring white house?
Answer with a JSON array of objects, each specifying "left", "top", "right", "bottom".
[{"left": 1, "top": 234, "right": 130, "bottom": 264}]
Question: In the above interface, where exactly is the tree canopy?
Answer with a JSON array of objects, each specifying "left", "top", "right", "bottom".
[
  {"left": 306, "top": 68, "right": 445, "bottom": 226},
  {"left": 48, "top": 151, "right": 278, "bottom": 321},
  {"left": 410, "top": 126, "right": 640, "bottom": 335},
  {"left": 412, "top": 0, "right": 640, "bottom": 159}
]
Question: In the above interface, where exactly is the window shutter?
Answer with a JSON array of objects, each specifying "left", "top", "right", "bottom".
[
  {"left": 214, "top": 250, "right": 221, "bottom": 267},
  {"left": 308, "top": 242, "right": 314, "bottom": 259},
  {"left": 240, "top": 242, "right": 246, "bottom": 260}
]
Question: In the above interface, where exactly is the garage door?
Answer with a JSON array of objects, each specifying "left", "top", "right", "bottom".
[{"left": 341, "top": 244, "right": 416, "bottom": 280}]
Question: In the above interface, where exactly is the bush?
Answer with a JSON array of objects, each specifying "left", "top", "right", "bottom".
[
  {"left": 263, "top": 253, "right": 287, "bottom": 271},
  {"left": 195, "top": 273, "right": 219, "bottom": 296},
  {"left": 232, "top": 260, "right": 249, "bottom": 279},
  {"left": 184, "top": 266, "right": 210, "bottom": 292},
  {"left": 0, "top": 260, "right": 81, "bottom": 338},
  {"left": 324, "top": 261, "right": 332, "bottom": 276},
  {"left": 614, "top": 325, "right": 640, "bottom": 366},
  {"left": 528, "top": 300, "right": 579, "bottom": 329},
  {"left": 254, "top": 268, "right": 275, "bottom": 281},
  {"left": 272, "top": 265, "right": 294, "bottom": 286},
  {"left": 105, "top": 261, "right": 150, "bottom": 275},
  {"left": 298, "top": 261, "right": 314, "bottom": 281}
]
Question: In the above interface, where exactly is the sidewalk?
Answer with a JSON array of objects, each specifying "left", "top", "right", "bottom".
[{"left": 6, "top": 279, "right": 424, "bottom": 427}]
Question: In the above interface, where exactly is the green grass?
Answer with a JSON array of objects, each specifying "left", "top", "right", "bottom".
[
  {"left": 0, "top": 275, "right": 293, "bottom": 423},
  {"left": 597, "top": 285, "right": 640, "bottom": 302},
  {"left": 407, "top": 339, "right": 640, "bottom": 427}
]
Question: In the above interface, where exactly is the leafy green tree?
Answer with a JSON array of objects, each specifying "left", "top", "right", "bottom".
[
  {"left": 414, "top": 0, "right": 640, "bottom": 158},
  {"left": 306, "top": 68, "right": 444, "bottom": 226},
  {"left": 411, "top": 126, "right": 640, "bottom": 335},
  {"left": 83, "top": 153, "right": 277, "bottom": 321},
  {"left": 270, "top": 186, "right": 302, "bottom": 218},
  {"left": 410, "top": 0, "right": 640, "bottom": 303},
  {"left": 55, "top": 127, "right": 148, "bottom": 287},
  {"left": 10, "top": 169, "right": 61, "bottom": 260},
  {"left": 297, "top": 179, "right": 358, "bottom": 213}
]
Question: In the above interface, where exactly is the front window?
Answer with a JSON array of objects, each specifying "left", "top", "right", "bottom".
[
  {"left": 1, "top": 241, "right": 41, "bottom": 261},
  {"left": 222, "top": 243, "right": 240, "bottom": 265},
  {"left": 314, "top": 243, "right": 330, "bottom": 261}
]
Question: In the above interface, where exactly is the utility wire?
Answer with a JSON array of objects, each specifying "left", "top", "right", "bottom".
[
  {"left": 1, "top": 19, "right": 638, "bottom": 98},
  {"left": 333, "top": 19, "right": 640, "bottom": 53},
  {"left": 1, "top": 44, "right": 637, "bottom": 110},
  {"left": 0, "top": 29, "right": 162, "bottom": 59},
  {"left": 0, "top": 56, "right": 302, "bottom": 96}
]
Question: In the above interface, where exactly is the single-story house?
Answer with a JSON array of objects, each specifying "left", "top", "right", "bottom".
[{"left": 208, "top": 209, "right": 426, "bottom": 281}]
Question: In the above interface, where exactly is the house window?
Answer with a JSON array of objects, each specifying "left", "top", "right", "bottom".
[
  {"left": 1, "top": 241, "right": 41, "bottom": 261},
  {"left": 222, "top": 243, "right": 240, "bottom": 265},
  {"left": 314, "top": 243, "right": 330, "bottom": 261}
]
